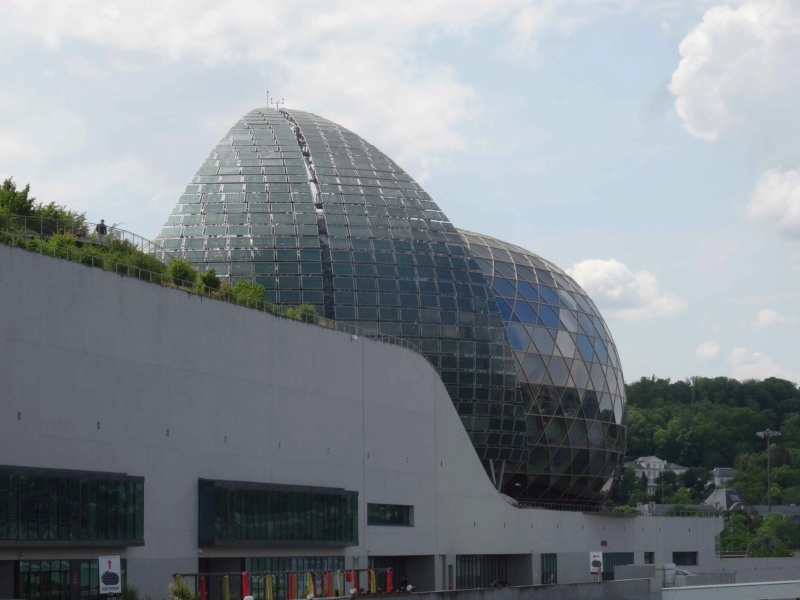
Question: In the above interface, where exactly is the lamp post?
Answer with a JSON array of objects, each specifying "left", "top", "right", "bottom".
[{"left": 756, "top": 429, "right": 781, "bottom": 513}]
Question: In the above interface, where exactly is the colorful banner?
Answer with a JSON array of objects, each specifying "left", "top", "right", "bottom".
[
  {"left": 266, "top": 574, "right": 273, "bottom": 600},
  {"left": 242, "top": 572, "right": 250, "bottom": 597}
]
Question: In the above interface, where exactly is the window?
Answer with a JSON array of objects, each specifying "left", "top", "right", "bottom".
[
  {"left": 672, "top": 551, "right": 698, "bottom": 566},
  {"left": 456, "top": 555, "right": 507, "bottom": 589},
  {"left": 601, "top": 552, "right": 634, "bottom": 582},
  {"left": 541, "top": 553, "right": 557, "bottom": 584},
  {"left": 18, "top": 558, "right": 127, "bottom": 600},
  {"left": 198, "top": 479, "right": 357, "bottom": 546},
  {"left": 644, "top": 552, "right": 655, "bottom": 565},
  {"left": 367, "top": 504, "right": 413, "bottom": 526},
  {"left": 0, "top": 466, "right": 144, "bottom": 545}
]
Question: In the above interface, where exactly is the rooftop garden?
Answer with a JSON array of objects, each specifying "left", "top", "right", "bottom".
[{"left": 0, "top": 177, "right": 321, "bottom": 324}]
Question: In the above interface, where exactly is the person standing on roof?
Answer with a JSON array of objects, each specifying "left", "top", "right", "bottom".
[{"left": 95, "top": 219, "right": 107, "bottom": 244}]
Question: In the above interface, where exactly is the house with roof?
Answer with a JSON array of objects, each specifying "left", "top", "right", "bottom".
[{"left": 624, "top": 455, "right": 688, "bottom": 496}]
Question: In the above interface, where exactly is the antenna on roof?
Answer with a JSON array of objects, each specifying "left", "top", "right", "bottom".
[
  {"left": 271, "top": 97, "right": 285, "bottom": 110},
  {"left": 266, "top": 88, "right": 270, "bottom": 108}
]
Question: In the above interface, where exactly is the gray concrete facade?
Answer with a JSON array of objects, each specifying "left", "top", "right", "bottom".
[{"left": 0, "top": 245, "right": 721, "bottom": 598}]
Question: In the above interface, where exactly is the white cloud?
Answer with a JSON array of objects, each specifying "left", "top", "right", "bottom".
[
  {"left": 670, "top": 1, "right": 800, "bottom": 146},
  {"left": 728, "top": 347, "right": 797, "bottom": 381},
  {"left": 747, "top": 167, "right": 800, "bottom": 238},
  {"left": 567, "top": 258, "right": 687, "bottom": 320},
  {"left": 748, "top": 308, "right": 798, "bottom": 331},
  {"left": 695, "top": 339, "right": 721, "bottom": 361}
]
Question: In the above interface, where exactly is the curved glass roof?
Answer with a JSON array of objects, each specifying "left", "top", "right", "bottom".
[
  {"left": 157, "top": 108, "right": 523, "bottom": 466},
  {"left": 157, "top": 107, "right": 626, "bottom": 506},
  {"left": 459, "top": 230, "right": 627, "bottom": 504}
]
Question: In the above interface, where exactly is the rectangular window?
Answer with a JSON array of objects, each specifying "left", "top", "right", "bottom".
[
  {"left": 455, "top": 555, "right": 507, "bottom": 590},
  {"left": 198, "top": 480, "right": 358, "bottom": 546},
  {"left": 541, "top": 553, "right": 557, "bottom": 584},
  {"left": 601, "top": 552, "right": 634, "bottom": 582},
  {"left": 672, "top": 551, "right": 698, "bottom": 566},
  {"left": 0, "top": 466, "right": 143, "bottom": 546},
  {"left": 367, "top": 503, "right": 413, "bottom": 527},
  {"left": 644, "top": 552, "right": 655, "bottom": 565}
]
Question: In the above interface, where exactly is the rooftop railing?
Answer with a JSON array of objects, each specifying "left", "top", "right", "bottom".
[{"left": 0, "top": 213, "right": 171, "bottom": 262}]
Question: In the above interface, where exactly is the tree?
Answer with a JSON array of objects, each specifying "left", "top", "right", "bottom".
[
  {"left": 199, "top": 269, "right": 221, "bottom": 292},
  {"left": 747, "top": 513, "right": 799, "bottom": 557},
  {"left": 0, "top": 178, "right": 36, "bottom": 216},
  {"left": 232, "top": 280, "right": 267, "bottom": 308},
  {"left": 166, "top": 259, "right": 198, "bottom": 287},
  {"left": 670, "top": 487, "right": 692, "bottom": 505}
]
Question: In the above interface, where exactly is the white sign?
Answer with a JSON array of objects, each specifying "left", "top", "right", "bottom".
[
  {"left": 99, "top": 555, "right": 122, "bottom": 594},
  {"left": 589, "top": 551, "right": 603, "bottom": 574}
]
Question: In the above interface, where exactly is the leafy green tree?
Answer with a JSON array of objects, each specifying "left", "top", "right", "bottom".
[
  {"left": 166, "top": 259, "right": 198, "bottom": 287},
  {"left": 720, "top": 510, "right": 754, "bottom": 551},
  {"left": 0, "top": 178, "right": 36, "bottom": 216},
  {"left": 232, "top": 280, "right": 267, "bottom": 308},
  {"left": 781, "top": 414, "right": 800, "bottom": 448},
  {"left": 670, "top": 487, "right": 692, "bottom": 505},
  {"left": 199, "top": 269, "right": 221, "bottom": 292},
  {"left": 747, "top": 513, "right": 799, "bottom": 557}
]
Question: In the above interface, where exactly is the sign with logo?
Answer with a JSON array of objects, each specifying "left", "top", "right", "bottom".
[
  {"left": 589, "top": 551, "right": 603, "bottom": 574},
  {"left": 99, "top": 555, "right": 122, "bottom": 594}
]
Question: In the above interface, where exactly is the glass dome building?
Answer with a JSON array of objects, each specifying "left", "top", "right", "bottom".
[{"left": 156, "top": 107, "right": 626, "bottom": 506}]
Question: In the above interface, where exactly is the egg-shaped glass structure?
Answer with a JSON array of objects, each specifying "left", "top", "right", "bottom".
[
  {"left": 156, "top": 107, "right": 625, "bottom": 506},
  {"left": 459, "top": 231, "right": 627, "bottom": 504}
]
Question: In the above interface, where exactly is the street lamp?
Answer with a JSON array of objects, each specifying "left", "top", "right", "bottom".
[{"left": 756, "top": 429, "right": 781, "bottom": 513}]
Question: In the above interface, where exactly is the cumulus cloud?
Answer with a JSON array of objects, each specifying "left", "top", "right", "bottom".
[
  {"left": 0, "top": 1, "right": 712, "bottom": 182},
  {"left": 695, "top": 339, "right": 721, "bottom": 361},
  {"left": 567, "top": 258, "right": 687, "bottom": 320},
  {"left": 670, "top": 1, "right": 800, "bottom": 145},
  {"left": 748, "top": 308, "right": 798, "bottom": 331},
  {"left": 747, "top": 167, "right": 800, "bottom": 238},
  {"left": 728, "top": 347, "right": 797, "bottom": 381}
]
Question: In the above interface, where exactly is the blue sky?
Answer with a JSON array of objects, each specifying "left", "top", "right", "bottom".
[{"left": 1, "top": 0, "right": 798, "bottom": 384}]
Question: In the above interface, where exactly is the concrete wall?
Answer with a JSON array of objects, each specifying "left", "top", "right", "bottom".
[
  {"left": 0, "top": 245, "right": 722, "bottom": 597},
  {"left": 377, "top": 579, "right": 660, "bottom": 600}
]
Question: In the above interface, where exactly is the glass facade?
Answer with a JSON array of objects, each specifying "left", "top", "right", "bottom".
[
  {"left": 0, "top": 466, "right": 144, "bottom": 545},
  {"left": 540, "top": 553, "right": 557, "bottom": 584},
  {"left": 17, "top": 559, "right": 127, "bottom": 600},
  {"left": 459, "top": 231, "right": 626, "bottom": 504},
  {"left": 455, "top": 555, "right": 507, "bottom": 589},
  {"left": 367, "top": 503, "right": 413, "bottom": 526},
  {"left": 601, "top": 552, "right": 634, "bottom": 582},
  {"left": 198, "top": 479, "right": 358, "bottom": 546},
  {"left": 159, "top": 107, "right": 626, "bottom": 506}
]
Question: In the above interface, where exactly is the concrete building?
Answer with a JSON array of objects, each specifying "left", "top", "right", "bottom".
[{"left": 0, "top": 244, "right": 721, "bottom": 599}]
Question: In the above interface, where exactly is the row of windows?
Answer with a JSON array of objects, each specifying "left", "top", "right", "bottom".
[
  {"left": 18, "top": 559, "right": 127, "bottom": 600},
  {"left": 0, "top": 468, "right": 144, "bottom": 543},
  {"left": 198, "top": 481, "right": 358, "bottom": 546},
  {"left": 367, "top": 504, "right": 413, "bottom": 526}
]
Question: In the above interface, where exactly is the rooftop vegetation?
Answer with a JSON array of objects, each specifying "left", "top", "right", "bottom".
[{"left": 0, "top": 177, "right": 322, "bottom": 325}]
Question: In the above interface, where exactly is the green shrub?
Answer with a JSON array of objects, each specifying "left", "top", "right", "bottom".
[
  {"left": 232, "top": 279, "right": 266, "bottom": 308},
  {"left": 166, "top": 259, "right": 198, "bottom": 288},
  {"left": 283, "top": 303, "right": 318, "bottom": 323},
  {"left": 199, "top": 269, "right": 221, "bottom": 293},
  {"left": 168, "top": 581, "right": 198, "bottom": 600}
]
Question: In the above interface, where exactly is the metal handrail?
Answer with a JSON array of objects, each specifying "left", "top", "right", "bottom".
[
  {"left": 0, "top": 229, "right": 421, "bottom": 355},
  {"left": 0, "top": 213, "right": 171, "bottom": 263}
]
